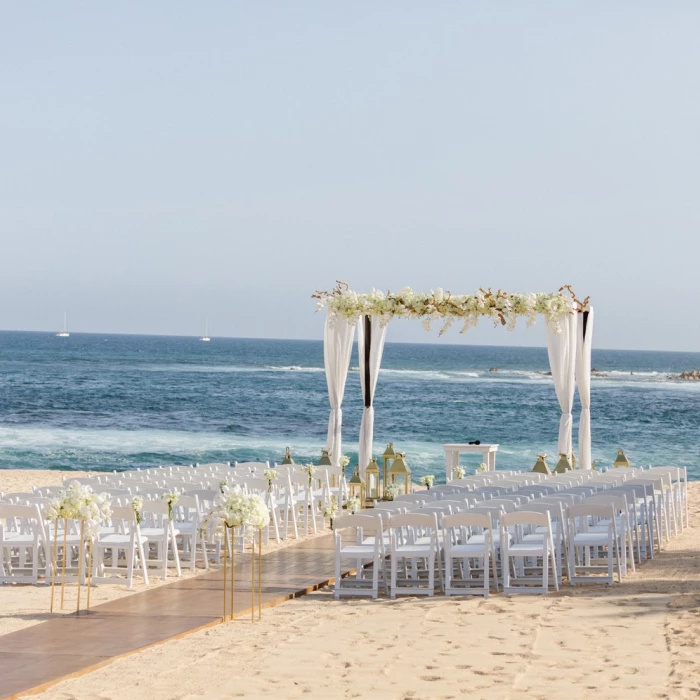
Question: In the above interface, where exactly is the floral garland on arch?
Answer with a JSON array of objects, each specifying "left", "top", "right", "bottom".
[{"left": 313, "top": 282, "right": 577, "bottom": 334}]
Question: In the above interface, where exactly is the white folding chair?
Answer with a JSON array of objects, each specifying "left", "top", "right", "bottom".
[
  {"left": 566, "top": 503, "right": 622, "bottom": 585},
  {"left": 92, "top": 507, "right": 150, "bottom": 589},
  {"left": 443, "top": 512, "right": 495, "bottom": 597},
  {"left": 500, "top": 511, "right": 558, "bottom": 595},
  {"left": 0, "top": 504, "right": 48, "bottom": 584},
  {"left": 387, "top": 513, "right": 441, "bottom": 599},
  {"left": 333, "top": 514, "right": 387, "bottom": 599}
]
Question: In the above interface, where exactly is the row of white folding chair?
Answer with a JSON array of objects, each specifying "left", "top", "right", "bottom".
[{"left": 647, "top": 466, "right": 688, "bottom": 529}]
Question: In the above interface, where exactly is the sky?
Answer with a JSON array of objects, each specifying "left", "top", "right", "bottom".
[{"left": 1, "top": 2, "right": 699, "bottom": 351}]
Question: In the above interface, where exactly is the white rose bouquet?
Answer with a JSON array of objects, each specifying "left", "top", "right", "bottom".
[
  {"left": 301, "top": 463, "right": 317, "bottom": 486},
  {"left": 46, "top": 482, "right": 112, "bottom": 539},
  {"left": 201, "top": 484, "right": 247, "bottom": 540},
  {"left": 344, "top": 497, "right": 361, "bottom": 514},
  {"left": 476, "top": 463, "right": 488, "bottom": 472},
  {"left": 322, "top": 496, "right": 338, "bottom": 520},
  {"left": 339, "top": 455, "right": 350, "bottom": 476},
  {"left": 420, "top": 475, "right": 435, "bottom": 489},
  {"left": 162, "top": 490, "right": 180, "bottom": 519},
  {"left": 131, "top": 495, "right": 144, "bottom": 525},
  {"left": 241, "top": 493, "right": 270, "bottom": 534},
  {"left": 383, "top": 483, "right": 399, "bottom": 501},
  {"left": 263, "top": 469, "right": 278, "bottom": 492},
  {"left": 454, "top": 466, "right": 465, "bottom": 479}
]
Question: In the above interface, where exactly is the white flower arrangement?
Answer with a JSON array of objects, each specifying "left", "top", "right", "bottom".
[
  {"left": 219, "top": 479, "right": 230, "bottom": 493},
  {"left": 131, "top": 495, "right": 144, "bottom": 525},
  {"left": 263, "top": 469, "right": 279, "bottom": 492},
  {"left": 200, "top": 486, "right": 269, "bottom": 542},
  {"left": 301, "top": 463, "right": 317, "bottom": 485},
  {"left": 322, "top": 496, "right": 338, "bottom": 520},
  {"left": 383, "top": 483, "right": 399, "bottom": 500},
  {"left": 241, "top": 493, "right": 270, "bottom": 531},
  {"left": 344, "top": 496, "right": 361, "bottom": 514},
  {"left": 476, "top": 463, "right": 488, "bottom": 472},
  {"left": 162, "top": 490, "right": 180, "bottom": 519},
  {"left": 339, "top": 456, "right": 350, "bottom": 468},
  {"left": 454, "top": 466, "right": 465, "bottom": 479},
  {"left": 45, "top": 482, "right": 112, "bottom": 540},
  {"left": 420, "top": 475, "right": 435, "bottom": 489},
  {"left": 314, "top": 283, "right": 575, "bottom": 335}
]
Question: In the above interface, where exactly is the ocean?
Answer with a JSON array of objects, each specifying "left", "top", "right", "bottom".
[{"left": 0, "top": 331, "right": 698, "bottom": 481}]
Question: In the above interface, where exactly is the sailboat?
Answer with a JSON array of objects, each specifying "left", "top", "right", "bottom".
[
  {"left": 200, "top": 317, "right": 211, "bottom": 342},
  {"left": 56, "top": 311, "right": 70, "bottom": 337}
]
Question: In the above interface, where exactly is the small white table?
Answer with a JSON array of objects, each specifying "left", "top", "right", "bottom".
[{"left": 443, "top": 443, "right": 499, "bottom": 479}]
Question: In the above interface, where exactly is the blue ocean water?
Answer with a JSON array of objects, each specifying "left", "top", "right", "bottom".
[{"left": 0, "top": 331, "right": 698, "bottom": 480}]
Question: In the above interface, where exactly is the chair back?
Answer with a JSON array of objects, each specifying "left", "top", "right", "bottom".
[{"left": 442, "top": 512, "right": 492, "bottom": 531}]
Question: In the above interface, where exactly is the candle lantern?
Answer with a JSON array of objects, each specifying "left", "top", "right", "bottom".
[
  {"left": 613, "top": 449, "right": 631, "bottom": 468},
  {"left": 348, "top": 468, "right": 366, "bottom": 509},
  {"left": 554, "top": 453, "right": 572, "bottom": 474},
  {"left": 532, "top": 453, "right": 551, "bottom": 475},
  {"left": 388, "top": 452, "right": 412, "bottom": 496},
  {"left": 317, "top": 449, "right": 333, "bottom": 467},
  {"left": 382, "top": 443, "right": 397, "bottom": 498},
  {"left": 281, "top": 447, "right": 295, "bottom": 465},
  {"left": 365, "top": 459, "right": 381, "bottom": 502}
]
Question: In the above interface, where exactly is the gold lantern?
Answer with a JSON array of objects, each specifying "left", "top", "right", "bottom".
[
  {"left": 365, "top": 459, "right": 381, "bottom": 502},
  {"left": 613, "top": 449, "right": 631, "bottom": 468},
  {"left": 532, "top": 453, "right": 551, "bottom": 475},
  {"left": 317, "top": 449, "right": 333, "bottom": 467},
  {"left": 281, "top": 447, "right": 295, "bottom": 465},
  {"left": 382, "top": 443, "right": 397, "bottom": 497},
  {"left": 348, "top": 468, "right": 365, "bottom": 509},
  {"left": 388, "top": 452, "right": 412, "bottom": 496},
  {"left": 554, "top": 453, "right": 572, "bottom": 474}
]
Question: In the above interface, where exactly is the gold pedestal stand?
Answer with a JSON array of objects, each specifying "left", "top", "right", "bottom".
[
  {"left": 222, "top": 526, "right": 235, "bottom": 622},
  {"left": 50, "top": 519, "right": 95, "bottom": 615}
]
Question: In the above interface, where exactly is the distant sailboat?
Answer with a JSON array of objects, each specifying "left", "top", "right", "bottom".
[
  {"left": 200, "top": 317, "right": 211, "bottom": 342},
  {"left": 56, "top": 311, "right": 70, "bottom": 337}
]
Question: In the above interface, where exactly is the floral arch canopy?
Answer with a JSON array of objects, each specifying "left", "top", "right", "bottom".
[{"left": 313, "top": 282, "right": 593, "bottom": 477}]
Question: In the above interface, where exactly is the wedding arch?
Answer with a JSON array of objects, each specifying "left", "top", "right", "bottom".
[{"left": 313, "top": 282, "right": 594, "bottom": 475}]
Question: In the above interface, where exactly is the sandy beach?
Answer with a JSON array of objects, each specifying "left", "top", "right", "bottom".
[{"left": 1, "top": 470, "right": 698, "bottom": 699}]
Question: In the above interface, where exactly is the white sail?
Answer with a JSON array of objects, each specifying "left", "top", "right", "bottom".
[{"left": 57, "top": 311, "right": 70, "bottom": 337}]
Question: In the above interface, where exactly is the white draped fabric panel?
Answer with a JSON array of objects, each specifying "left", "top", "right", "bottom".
[
  {"left": 575, "top": 307, "right": 594, "bottom": 469},
  {"left": 546, "top": 312, "right": 578, "bottom": 456},
  {"left": 357, "top": 315, "right": 388, "bottom": 477},
  {"left": 323, "top": 314, "right": 355, "bottom": 466}
]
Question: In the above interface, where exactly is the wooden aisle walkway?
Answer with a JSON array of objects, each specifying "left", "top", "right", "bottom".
[{"left": 0, "top": 534, "right": 340, "bottom": 699}]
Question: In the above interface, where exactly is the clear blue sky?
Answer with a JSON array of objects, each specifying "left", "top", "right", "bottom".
[{"left": 1, "top": 2, "right": 698, "bottom": 350}]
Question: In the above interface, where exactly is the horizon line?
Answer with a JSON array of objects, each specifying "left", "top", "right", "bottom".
[{"left": 0, "top": 328, "right": 697, "bottom": 356}]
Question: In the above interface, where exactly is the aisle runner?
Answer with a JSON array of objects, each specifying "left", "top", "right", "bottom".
[{"left": 0, "top": 535, "right": 338, "bottom": 699}]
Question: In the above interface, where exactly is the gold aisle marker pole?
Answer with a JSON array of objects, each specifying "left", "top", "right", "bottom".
[
  {"left": 222, "top": 528, "right": 227, "bottom": 622},
  {"left": 258, "top": 527, "right": 262, "bottom": 621},
  {"left": 60, "top": 518, "right": 68, "bottom": 610},
  {"left": 50, "top": 518, "right": 58, "bottom": 613},
  {"left": 76, "top": 520, "right": 84, "bottom": 613},
  {"left": 250, "top": 534, "right": 254, "bottom": 623},
  {"left": 230, "top": 529, "right": 235, "bottom": 621},
  {"left": 86, "top": 537, "right": 93, "bottom": 611}
]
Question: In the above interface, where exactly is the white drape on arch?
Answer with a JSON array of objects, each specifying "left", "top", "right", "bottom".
[
  {"left": 575, "top": 306, "right": 594, "bottom": 469},
  {"left": 323, "top": 314, "right": 355, "bottom": 465},
  {"left": 357, "top": 315, "right": 388, "bottom": 477},
  {"left": 546, "top": 312, "right": 578, "bottom": 456}
]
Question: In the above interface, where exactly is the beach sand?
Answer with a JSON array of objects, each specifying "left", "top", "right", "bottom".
[{"left": 2, "top": 471, "right": 699, "bottom": 699}]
